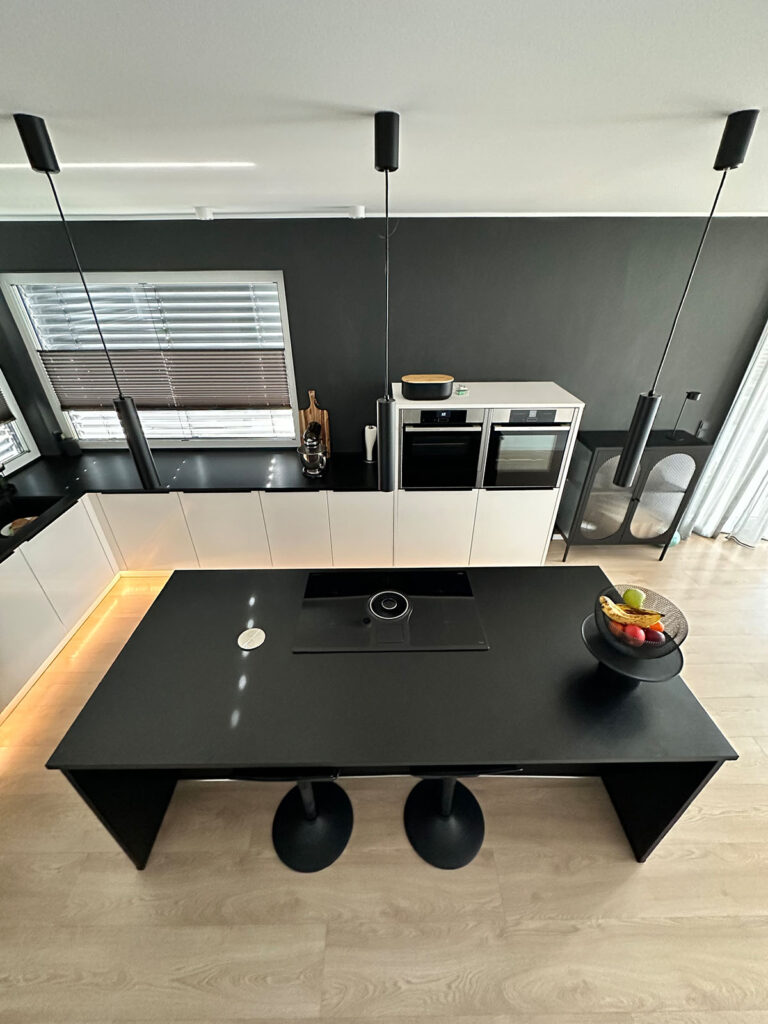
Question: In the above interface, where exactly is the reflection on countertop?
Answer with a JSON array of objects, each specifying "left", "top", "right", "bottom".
[{"left": 9, "top": 448, "right": 378, "bottom": 498}]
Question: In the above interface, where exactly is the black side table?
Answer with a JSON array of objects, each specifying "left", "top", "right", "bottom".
[{"left": 556, "top": 430, "right": 712, "bottom": 561}]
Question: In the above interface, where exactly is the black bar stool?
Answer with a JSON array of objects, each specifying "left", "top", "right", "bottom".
[
  {"left": 403, "top": 774, "right": 484, "bottom": 869},
  {"left": 272, "top": 777, "right": 353, "bottom": 872}
]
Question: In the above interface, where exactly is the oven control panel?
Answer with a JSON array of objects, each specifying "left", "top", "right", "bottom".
[
  {"left": 402, "top": 408, "right": 485, "bottom": 426},
  {"left": 491, "top": 407, "right": 575, "bottom": 425}
]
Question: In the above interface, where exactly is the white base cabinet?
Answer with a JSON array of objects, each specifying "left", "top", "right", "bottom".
[
  {"left": 179, "top": 492, "right": 271, "bottom": 569},
  {"left": 97, "top": 493, "right": 198, "bottom": 570},
  {"left": 469, "top": 488, "right": 559, "bottom": 566},
  {"left": 328, "top": 491, "right": 394, "bottom": 567},
  {"left": 0, "top": 552, "right": 66, "bottom": 712},
  {"left": 395, "top": 489, "right": 479, "bottom": 566},
  {"left": 20, "top": 501, "right": 115, "bottom": 629},
  {"left": 260, "top": 491, "right": 332, "bottom": 567}
]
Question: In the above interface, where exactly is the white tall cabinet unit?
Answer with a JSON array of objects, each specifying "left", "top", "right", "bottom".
[{"left": 393, "top": 380, "right": 584, "bottom": 568}]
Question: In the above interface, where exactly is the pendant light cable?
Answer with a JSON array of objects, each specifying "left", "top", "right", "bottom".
[
  {"left": 384, "top": 168, "right": 390, "bottom": 398},
  {"left": 45, "top": 171, "right": 124, "bottom": 397},
  {"left": 650, "top": 169, "right": 727, "bottom": 394}
]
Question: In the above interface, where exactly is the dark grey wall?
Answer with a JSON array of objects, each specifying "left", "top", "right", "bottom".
[{"left": 1, "top": 217, "right": 767, "bottom": 454}]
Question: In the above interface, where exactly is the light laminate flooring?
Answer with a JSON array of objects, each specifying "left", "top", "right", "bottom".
[{"left": 1, "top": 537, "right": 767, "bottom": 1023}]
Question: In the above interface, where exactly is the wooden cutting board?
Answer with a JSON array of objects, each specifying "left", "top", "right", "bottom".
[{"left": 298, "top": 389, "right": 331, "bottom": 454}]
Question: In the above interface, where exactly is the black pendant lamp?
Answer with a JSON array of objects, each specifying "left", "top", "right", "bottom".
[
  {"left": 13, "top": 113, "right": 161, "bottom": 490},
  {"left": 374, "top": 111, "right": 400, "bottom": 492},
  {"left": 613, "top": 108, "right": 759, "bottom": 488}
]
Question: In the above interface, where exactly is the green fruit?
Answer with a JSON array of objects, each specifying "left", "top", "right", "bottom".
[{"left": 622, "top": 587, "right": 646, "bottom": 610}]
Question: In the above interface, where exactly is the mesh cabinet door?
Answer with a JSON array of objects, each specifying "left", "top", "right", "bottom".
[
  {"left": 579, "top": 454, "right": 634, "bottom": 542},
  {"left": 629, "top": 452, "right": 696, "bottom": 540}
]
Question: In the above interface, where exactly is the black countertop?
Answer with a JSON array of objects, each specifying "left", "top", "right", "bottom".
[
  {"left": 0, "top": 448, "right": 375, "bottom": 565},
  {"left": 48, "top": 566, "right": 736, "bottom": 772},
  {"left": 578, "top": 429, "right": 711, "bottom": 451},
  {"left": 0, "top": 493, "right": 77, "bottom": 564},
  {"left": 9, "top": 448, "right": 378, "bottom": 498}
]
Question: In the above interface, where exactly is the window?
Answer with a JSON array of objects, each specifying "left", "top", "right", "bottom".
[
  {"left": 2, "top": 272, "right": 300, "bottom": 447},
  {"left": 0, "top": 370, "right": 39, "bottom": 473}
]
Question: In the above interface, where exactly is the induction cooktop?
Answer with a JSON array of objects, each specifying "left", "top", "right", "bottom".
[{"left": 293, "top": 569, "right": 489, "bottom": 653}]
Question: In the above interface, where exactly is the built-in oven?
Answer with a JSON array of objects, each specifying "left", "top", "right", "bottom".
[
  {"left": 483, "top": 408, "right": 573, "bottom": 488},
  {"left": 400, "top": 408, "right": 484, "bottom": 488}
]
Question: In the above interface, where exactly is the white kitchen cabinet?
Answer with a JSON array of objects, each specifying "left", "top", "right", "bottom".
[
  {"left": 179, "top": 492, "right": 272, "bottom": 569},
  {"left": 469, "top": 488, "right": 559, "bottom": 566},
  {"left": 328, "top": 491, "right": 394, "bottom": 567},
  {"left": 20, "top": 500, "right": 115, "bottom": 630},
  {"left": 97, "top": 493, "right": 198, "bottom": 570},
  {"left": 395, "top": 489, "right": 479, "bottom": 566},
  {"left": 260, "top": 491, "right": 332, "bottom": 567},
  {"left": 0, "top": 552, "right": 66, "bottom": 713}
]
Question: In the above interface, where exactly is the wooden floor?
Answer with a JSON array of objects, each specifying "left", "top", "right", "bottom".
[{"left": 1, "top": 536, "right": 768, "bottom": 1023}]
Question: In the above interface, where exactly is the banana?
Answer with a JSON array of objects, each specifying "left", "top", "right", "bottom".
[{"left": 599, "top": 595, "right": 663, "bottom": 627}]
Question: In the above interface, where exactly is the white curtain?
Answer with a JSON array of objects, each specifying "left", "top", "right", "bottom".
[{"left": 680, "top": 319, "right": 768, "bottom": 546}]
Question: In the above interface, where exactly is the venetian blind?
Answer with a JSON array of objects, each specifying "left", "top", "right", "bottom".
[{"left": 17, "top": 281, "right": 291, "bottom": 412}]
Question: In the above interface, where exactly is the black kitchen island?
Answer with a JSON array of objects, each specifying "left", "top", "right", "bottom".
[{"left": 47, "top": 565, "right": 736, "bottom": 869}]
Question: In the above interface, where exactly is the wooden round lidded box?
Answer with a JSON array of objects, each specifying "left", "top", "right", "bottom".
[{"left": 401, "top": 374, "right": 454, "bottom": 400}]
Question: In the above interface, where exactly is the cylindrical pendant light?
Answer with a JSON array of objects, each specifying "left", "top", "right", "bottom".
[
  {"left": 613, "top": 108, "right": 759, "bottom": 488},
  {"left": 13, "top": 113, "right": 162, "bottom": 490},
  {"left": 374, "top": 111, "right": 400, "bottom": 492}
]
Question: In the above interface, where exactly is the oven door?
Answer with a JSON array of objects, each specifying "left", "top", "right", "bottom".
[
  {"left": 483, "top": 425, "right": 570, "bottom": 488},
  {"left": 401, "top": 425, "right": 483, "bottom": 488}
]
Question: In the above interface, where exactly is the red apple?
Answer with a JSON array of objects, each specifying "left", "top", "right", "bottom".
[
  {"left": 608, "top": 620, "right": 624, "bottom": 638},
  {"left": 623, "top": 624, "right": 646, "bottom": 647}
]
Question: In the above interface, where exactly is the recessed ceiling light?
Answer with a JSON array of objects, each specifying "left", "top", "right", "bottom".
[{"left": 0, "top": 161, "right": 255, "bottom": 170}]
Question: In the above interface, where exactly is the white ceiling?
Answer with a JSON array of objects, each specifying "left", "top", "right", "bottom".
[{"left": 0, "top": 0, "right": 767, "bottom": 218}]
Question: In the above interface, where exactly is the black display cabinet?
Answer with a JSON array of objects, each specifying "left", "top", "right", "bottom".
[{"left": 556, "top": 430, "right": 712, "bottom": 561}]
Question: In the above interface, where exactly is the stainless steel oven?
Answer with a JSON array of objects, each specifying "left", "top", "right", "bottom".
[
  {"left": 483, "top": 408, "right": 572, "bottom": 488},
  {"left": 400, "top": 408, "right": 484, "bottom": 488}
]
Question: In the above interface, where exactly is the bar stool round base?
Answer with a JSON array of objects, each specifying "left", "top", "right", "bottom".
[
  {"left": 272, "top": 782, "right": 353, "bottom": 873},
  {"left": 404, "top": 779, "right": 484, "bottom": 869}
]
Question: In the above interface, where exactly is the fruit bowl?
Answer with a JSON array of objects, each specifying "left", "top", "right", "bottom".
[{"left": 594, "top": 584, "right": 688, "bottom": 661}]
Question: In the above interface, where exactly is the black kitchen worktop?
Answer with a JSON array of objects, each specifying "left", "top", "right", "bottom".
[
  {"left": 0, "top": 493, "right": 77, "bottom": 564},
  {"left": 48, "top": 566, "right": 736, "bottom": 772},
  {"left": 9, "top": 448, "right": 378, "bottom": 498},
  {"left": 578, "top": 429, "right": 710, "bottom": 451}
]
